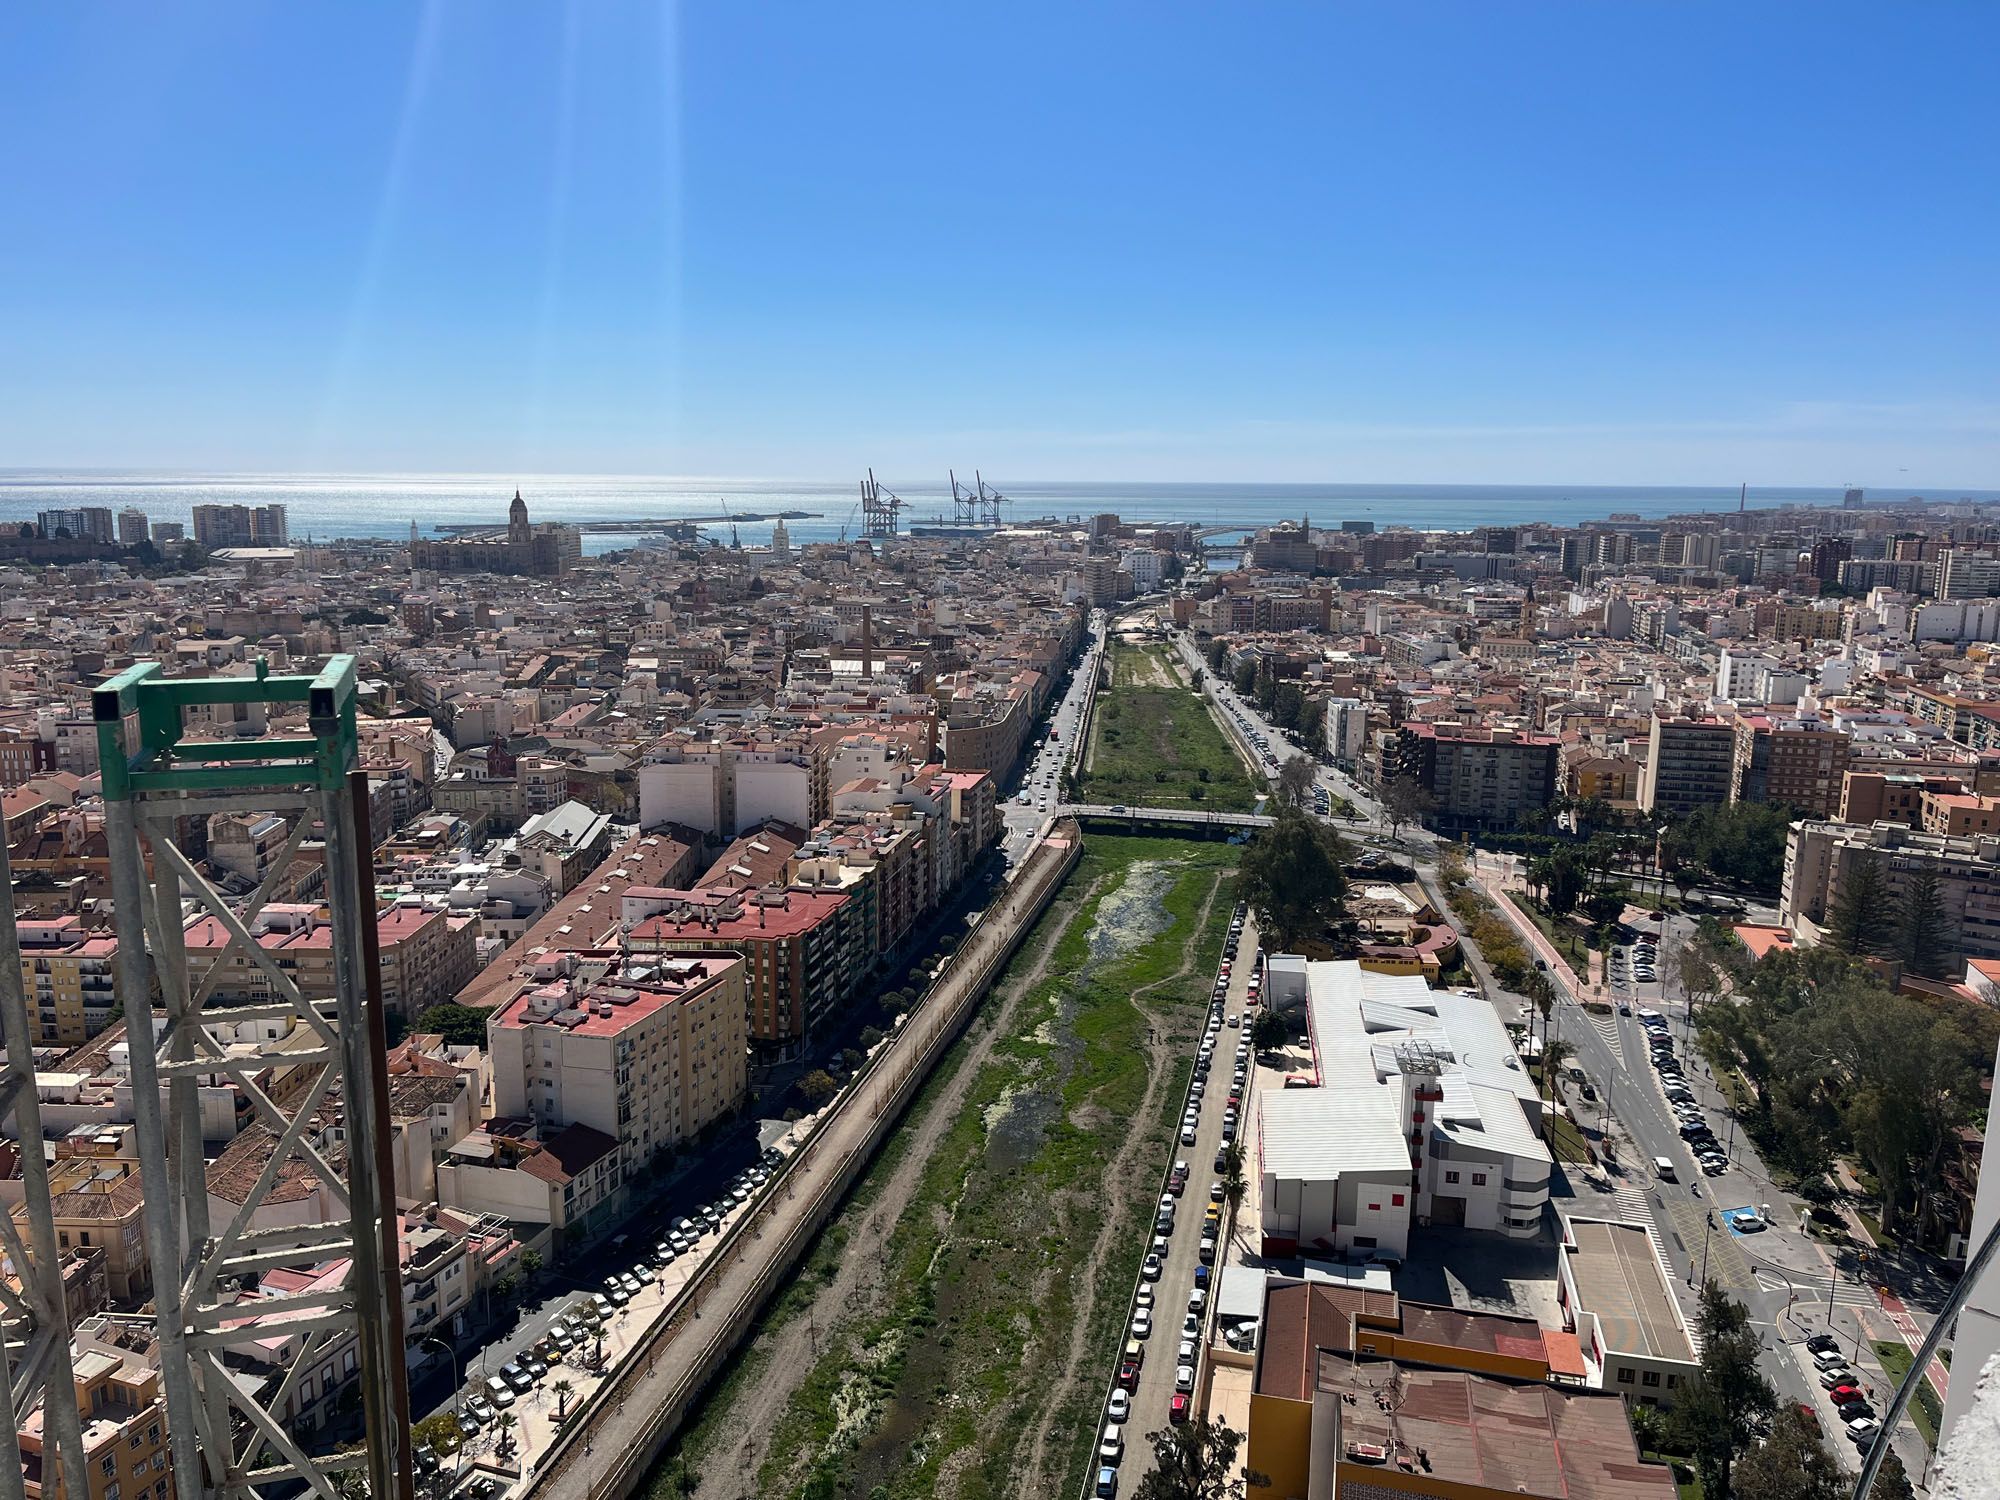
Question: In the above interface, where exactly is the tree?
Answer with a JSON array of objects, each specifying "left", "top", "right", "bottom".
[
  {"left": 1250, "top": 1009, "right": 1287, "bottom": 1051},
  {"left": 1223, "top": 1171, "right": 1247, "bottom": 1224},
  {"left": 1517, "top": 967, "right": 1556, "bottom": 1052},
  {"left": 520, "top": 1248, "right": 543, "bottom": 1281},
  {"left": 493, "top": 1410, "right": 518, "bottom": 1457},
  {"left": 1667, "top": 1281, "right": 1776, "bottom": 1499},
  {"left": 1379, "top": 777, "right": 1435, "bottom": 838},
  {"left": 1732, "top": 1403, "right": 1845, "bottom": 1500},
  {"left": 551, "top": 1378, "right": 575, "bottom": 1419},
  {"left": 1541, "top": 1036, "right": 1575, "bottom": 1088},
  {"left": 1134, "top": 1416, "right": 1265, "bottom": 1499},
  {"left": 1828, "top": 854, "right": 1896, "bottom": 957},
  {"left": 1893, "top": 863, "right": 1951, "bottom": 980},
  {"left": 1868, "top": 1447, "right": 1915, "bottom": 1500},
  {"left": 798, "top": 1069, "right": 839, "bottom": 1109},
  {"left": 410, "top": 1411, "right": 463, "bottom": 1459},
  {"left": 1237, "top": 808, "right": 1356, "bottom": 954},
  {"left": 1276, "top": 754, "right": 1316, "bottom": 807},
  {"left": 1231, "top": 661, "right": 1257, "bottom": 697},
  {"left": 414, "top": 1003, "right": 494, "bottom": 1048}
]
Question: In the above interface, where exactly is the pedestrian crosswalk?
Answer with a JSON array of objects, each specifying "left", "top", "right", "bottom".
[
  {"left": 1613, "top": 1188, "right": 1651, "bottom": 1224},
  {"left": 1586, "top": 1009, "right": 1624, "bottom": 1064}
]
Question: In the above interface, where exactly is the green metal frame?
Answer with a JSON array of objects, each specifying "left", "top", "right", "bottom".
[{"left": 93, "top": 654, "right": 359, "bottom": 799}]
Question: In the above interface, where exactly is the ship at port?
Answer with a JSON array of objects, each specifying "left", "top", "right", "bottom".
[{"left": 905, "top": 469, "right": 1011, "bottom": 538}]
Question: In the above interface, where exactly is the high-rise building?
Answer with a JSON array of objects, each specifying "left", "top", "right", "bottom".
[
  {"left": 1782, "top": 820, "right": 2000, "bottom": 968},
  {"left": 1843, "top": 487, "right": 1865, "bottom": 509},
  {"left": 1386, "top": 723, "right": 1559, "bottom": 832},
  {"left": 250, "top": 503, "right": 289, "bottom": 545},
  {"left": 1639, "top": 716, "right": 1736, "bottom": 817},
  {"left": 1939, "top": 549, "right": 2000, "bottom": 602},
  {"left": 35, "top": 507, "right": 113, "bottom": 543},
  {"left": 1810, "top": 536, "right": 1851, "bottom": 584},
  {"left": 150, "top": 520, "right": 184, "bottom": 545},
  {"left": 1731, "top": 715, "right": 1851, "bottom": 816},
  {"left": 115, "top": 506, "right": 150, "bottom": 545},
  {"left": 190, "top": 503, "right": 254, "bottom": 548}
]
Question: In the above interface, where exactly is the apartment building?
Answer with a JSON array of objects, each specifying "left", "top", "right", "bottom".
[
  {"left": 1923, "top": 792, "right": 2000, "bottom": 839},
  {"left": 627, "top": 887, "right": 860, "bottom": 1058},
  {"left": 636, "top": 734, "right": 827, "bottom": 837},
  {"left": 31, "top": 1155, "right": 149, "bottom": 1303},
  {"left": 15, "top": 919, "right": 119, "bottom": 1046},
  {"left": 1839, "top": 770, "right": 1970, "bottom": 827},
  {"left": 19, "top": 1314, "right": 173, "bottom": 1500},
  {"left": 1639, "top": 715, "right": 1736, "bottom": 818},
  {"left": 181, "top": 904, "right": 475, "bottom": 1021},
  {"left": 487, "top": 953, "right": 747, "bottom": 1167},
  {"left": 1782, "top": 820, "right": 2000, "bottom": 966},
  {"left": 934, "top": 671, "right": 1038, "bottom": 775},
  {"left": 1730, "top": 714, "right": 1851, "bottom": 815},
  {"left": 1385, "top": 723, "right": 1558, "bottom": 833}
]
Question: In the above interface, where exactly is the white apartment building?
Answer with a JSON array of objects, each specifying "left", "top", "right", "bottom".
[
  {"left": 1256, "top": 959, "right": 1550, "bottom": 1260},
  {"left": 1324, "top": 697, "right": 1369, "bottom": 766},
  {"left": 637, "top": 738, "right": 823, "bottom": 837},
  {"left": 486, "top": 953, "right": 748, "bottom": 1167}
]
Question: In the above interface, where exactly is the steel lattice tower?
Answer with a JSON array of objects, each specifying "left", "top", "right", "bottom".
[{"left": 89, "top": 657, "right": 412, "bottom": 1500}]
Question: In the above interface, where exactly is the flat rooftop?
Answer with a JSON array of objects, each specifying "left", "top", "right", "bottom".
[{"left": 1565, "top": 1217, "right": 1696, "bottom": 1364}]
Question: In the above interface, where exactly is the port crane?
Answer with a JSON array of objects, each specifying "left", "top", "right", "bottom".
[
  {"left": 974, "top": 470, "right": 1010, "bottom": 528},
  {"left": 860, "top": 469, "right": 903, "bottom": 539}
]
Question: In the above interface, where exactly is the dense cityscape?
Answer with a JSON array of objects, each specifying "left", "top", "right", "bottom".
[
  {"left": 0, "top": 481, "right": 1995, "bottom": 1500},
  {"left": 7, "top": 4, "right": 1997, "bottom": 1499}
]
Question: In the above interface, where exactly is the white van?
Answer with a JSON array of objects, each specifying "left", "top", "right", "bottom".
[{"left": 1654, "top": 1156, "right": 1677, "bottom": 1182}]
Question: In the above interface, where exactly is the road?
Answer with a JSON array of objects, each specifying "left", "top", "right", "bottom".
[
  {"left": 1166, "top": 624, "right": 1406, "bottom": 844},
  {"left": 1112, "top": 908, "right": 1262, "bottom": 1485},
  {"left": 1002, "top": 610, "right": 1105, "bottom": 865},
  {"left": 1491, "top": 890, "right": 1935, "bottom": 1486}
]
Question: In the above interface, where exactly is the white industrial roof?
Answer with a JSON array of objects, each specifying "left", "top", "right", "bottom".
[{"left": 1259, "top": 959, "right": 1547, "bottom": 1185}]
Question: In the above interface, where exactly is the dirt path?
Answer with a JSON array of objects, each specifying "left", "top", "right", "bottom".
[
  {"left": 696, "top": 875, "right": 1109, "bottom": 1500},
  {"left": 1012, "top": 870, "right": 1224, "bottom": 1495}
]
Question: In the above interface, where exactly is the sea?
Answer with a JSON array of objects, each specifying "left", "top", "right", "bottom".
[{"left": 3, "top": 473, "right": 1994, "bottom": 560}]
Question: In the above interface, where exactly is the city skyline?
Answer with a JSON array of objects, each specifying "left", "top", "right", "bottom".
[{"left": 3, "top": 3, "right": 1996, "bottom": 484}]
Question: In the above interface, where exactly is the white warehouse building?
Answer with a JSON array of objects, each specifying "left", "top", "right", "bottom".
[{"left": 1256, "top": 958, "right": 1551, "bottom": 1260}]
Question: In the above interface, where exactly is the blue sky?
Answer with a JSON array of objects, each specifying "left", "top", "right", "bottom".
[{"left": 3, "top": 3, "right": 1995, "bottom": 484}]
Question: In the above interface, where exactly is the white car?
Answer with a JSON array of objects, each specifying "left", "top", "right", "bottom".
[
  {"left": 1108, "top": 1389, "right": 1131, "bottom": 1424},
  {"left": 1141, "top": 1254, "right": 1162, "bottom": 1281},
  {"left": 1131, "top": 1309, "right": 1153, "bottom": 1339},
  {"left": 1175, "top": 1364, "right": 1196, "bottom": 1393}
]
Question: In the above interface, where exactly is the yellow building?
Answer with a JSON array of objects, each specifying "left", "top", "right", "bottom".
[
  {"left": 1246, "top": 1278, "right": 1671, "bottom": 1500},
  {"left": 20, "top": 1314, "right": 172, "bottom": 1500},
  {"left": 15, "top": 918, "right": 120, "bottom": 1047}
]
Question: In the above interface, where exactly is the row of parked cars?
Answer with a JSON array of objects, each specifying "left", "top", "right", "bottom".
[
  {"left": 451, "top": 1148, "right": 785, "bottom": 1435},
  {"left": 1643, "top": 1012, "right": 1730, "bottom": 1179},
  {"left": 1805, "top": 1333, "right": 1883, "bottom": 1448},
  {"left": 1096, "top": 903, "right": 1250, "bottom": 1498}
]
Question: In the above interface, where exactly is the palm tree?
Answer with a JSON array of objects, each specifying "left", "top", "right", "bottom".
[
  {"left": 494, "top": 1411, "right": 518, "bottom": 1458},
  {"left": 1542, "top": 1036, "right": 1575, "bottom": 1090},
  {"left": 551, "top": 1379, "right": 574, "bottom": 1421}
]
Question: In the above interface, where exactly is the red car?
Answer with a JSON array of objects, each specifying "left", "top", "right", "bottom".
[
  {"left": 1170, "top": 1394, "right": 1190, "bottom": 1424},
  {"left": 1829, "top": 1384, "right": 1864, "bottom": 1405},
  {"left": 1118, "top": 1359, "right": 1141, "bottom": 1391},
  {"left": 1797, "top": 1404, "right": 1821, "bottom": 1436}
]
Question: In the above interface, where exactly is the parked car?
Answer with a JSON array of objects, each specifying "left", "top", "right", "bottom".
[{"left": 1108, "top": 1389, "right": 1131, "bottom": 1424}]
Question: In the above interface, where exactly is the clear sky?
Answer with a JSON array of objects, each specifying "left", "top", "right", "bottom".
[{"left": 3, "top": 3, "right": 1995, "bottom": 486}]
